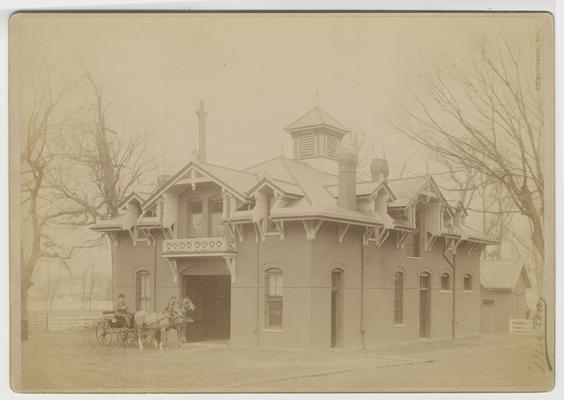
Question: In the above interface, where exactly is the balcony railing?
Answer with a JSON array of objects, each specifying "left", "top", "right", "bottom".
[{"left": 162, "top": 236, "right": 236, "bottom": 256}]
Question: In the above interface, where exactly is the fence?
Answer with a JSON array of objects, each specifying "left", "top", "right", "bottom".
[
  {"left": 509, "top": 318, "right": 537, "bottom": 335},
  {"left": 28, "top": 310, "right": 105, "bottom": 333}
]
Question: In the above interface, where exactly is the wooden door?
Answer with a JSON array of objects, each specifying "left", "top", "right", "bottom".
[
  {"left": 419, "top": 273, "right": 431, "bottom": 338},
  {"left": 331, "top": 269, "right": 344, "bottom": 348},
  {"left": 183, "top": 275, "right": 206, "bottom": 342},
  {"left": 182, "top": 275, "right": 231, "bottom": 342}
]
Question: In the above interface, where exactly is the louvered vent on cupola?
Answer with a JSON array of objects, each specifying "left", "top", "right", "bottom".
[
  {"left": 285, "top": 107, "right": 350, "bottom": 171},
  {"left": 298, "top": 135, "right": 317, "bottom": 158}
]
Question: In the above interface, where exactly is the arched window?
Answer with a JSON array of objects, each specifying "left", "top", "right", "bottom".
[
  {"left": 136, "top": 270, "right": 150, "bottom": 311},
  {"left": 394, "top": 271, "right": 404, "bottom": 325},
  {"left": 440, "top": 272, "right": 451, "bottom": 291},
  {"left": 188, "top": 199, "right": 204, "bottom": 237},
  {"left": 264, "top": 268, "right": 283, "bottom": 328},
  {"left": 463, "top": 273, "right": 473, "bottom": 291}
]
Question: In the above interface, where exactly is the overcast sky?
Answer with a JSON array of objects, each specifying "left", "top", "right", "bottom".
[{"left": 13, "top": 12, "right": 543, "bottom": 176}]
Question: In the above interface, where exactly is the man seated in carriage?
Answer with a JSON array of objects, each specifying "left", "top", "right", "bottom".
[{"left": 115, "top": 293, "right": 132, "bottom": 328}]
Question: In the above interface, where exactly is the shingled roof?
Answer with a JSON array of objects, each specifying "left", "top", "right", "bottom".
[
  {"left": 285, "top": 106, "right": 349, "bottom": 134},
  {"left": 480, "top": 259, "right": 532, "bottom": 291},
  {"left": 387, "top": 176, "right": 431, "bottom": 207}
]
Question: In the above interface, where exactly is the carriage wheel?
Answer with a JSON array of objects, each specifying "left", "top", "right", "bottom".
[
  {"left": 118, "top": 328, "right": 131, "bottom": 347},
  {"left": 95, "top": 320, "right": 112, "bottom": 346}
]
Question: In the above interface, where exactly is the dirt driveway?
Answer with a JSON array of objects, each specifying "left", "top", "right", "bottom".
[{"left": 17, "top": 329, "right": 552, "bottom": 393}]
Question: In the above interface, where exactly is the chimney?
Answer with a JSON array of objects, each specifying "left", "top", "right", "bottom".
[
  {"left": 370, "top": 158, "right": 389, "bottom": 182},
  {"left": 195, "top": 100, "right": 207, "bottom": 162},
  {"left": 336, "top": 146, "right": 358, "bottom": 210}
]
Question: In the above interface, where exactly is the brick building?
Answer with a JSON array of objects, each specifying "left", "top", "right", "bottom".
[{"left": 93, "top": 103, "right": 496, "bottom": 349}]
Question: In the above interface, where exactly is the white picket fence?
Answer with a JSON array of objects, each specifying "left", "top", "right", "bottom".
[
  {"left": 509, "top": 318, "right": 537, "bottom": 336},
  {"left": 29, "top": 310, "right": 105, "bottom": 333},
  {"left": 47, "top": 313, "right": 99, "bottom": 331}
]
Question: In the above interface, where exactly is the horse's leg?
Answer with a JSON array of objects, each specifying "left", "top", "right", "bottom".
[
  {"left": 179, "top": 325, "right": 185, "bottom": 346},
  {"left": 137, "top": 327, "right": 144, "bottom": 350},
  {"left": 159, "top": 327, "right": 165, "bottom": 351},
  {"left": 176, "top": 326, "right": 182, "bottom": 347}
]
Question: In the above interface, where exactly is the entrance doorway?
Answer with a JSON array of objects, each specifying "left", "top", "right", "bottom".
[
  {"left": 182, "top": 275, "right": 230, "bottom": 342},
  {"left": 331, "top": 269, "right": 344, "bottom": 348},
  {"left": 419, "top": 272, "right": 431, "bottom": 338}
]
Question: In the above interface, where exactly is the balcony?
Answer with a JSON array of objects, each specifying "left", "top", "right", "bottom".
[{"left": 162, "top": 236, "right": 236, "bottom": 257}]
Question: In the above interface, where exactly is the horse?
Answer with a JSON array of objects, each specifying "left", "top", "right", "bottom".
[
  {"left": 134, "top": 296, "right": 180, "bottom": 350},
  {"left": 171, "top": 297, "right": 195, "bottom": 345}
]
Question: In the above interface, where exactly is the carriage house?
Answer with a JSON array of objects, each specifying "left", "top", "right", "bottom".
[{"left": 92, "top": 104, "right": 496, "bottom": 349}]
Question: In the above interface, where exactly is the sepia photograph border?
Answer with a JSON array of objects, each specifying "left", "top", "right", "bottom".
[{"left": 2, "top": 1, "right": 561, "bottom": 399}]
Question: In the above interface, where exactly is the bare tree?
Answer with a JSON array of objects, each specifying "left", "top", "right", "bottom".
[
  {"left": 80, "top": 262, "right": 101, "bottom": 310},
  {"left": 393, "top": 36, "right": 545, "bottom": 294},
  {"left": 393, "top": 34, "right": 551, "bottom": 370},
  {"left": 49, "top": 67, "right": 155, "bottom": 304},
  {"left": 20, "top": 72, "right": 84, "bottom": 325}
]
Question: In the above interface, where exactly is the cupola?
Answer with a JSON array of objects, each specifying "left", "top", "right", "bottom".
[{"left": 285, "top": 106, "right": 349, "bottom": 173}]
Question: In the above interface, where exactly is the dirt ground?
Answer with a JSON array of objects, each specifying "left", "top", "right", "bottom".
[{"left": 16, "top": 328, "right": 553, "bottom": 393}]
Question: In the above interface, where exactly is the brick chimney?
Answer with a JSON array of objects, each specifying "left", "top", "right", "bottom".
[
  {"left": 370, "top": 158, "right": 389, "bottom": 182},
  {"left": 195, "top": 100, "right": 207, "bottom": 162},
  {"left": 336, "top": 146, "right": 357, "bottom": 210}
]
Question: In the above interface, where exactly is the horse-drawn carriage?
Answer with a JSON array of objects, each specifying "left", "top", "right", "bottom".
[
  {"left": 94, "top": 296, "right": 194, "bottom": 349},
  {"left": 95, "top": 310, "right": 151, "bottom": 347}
]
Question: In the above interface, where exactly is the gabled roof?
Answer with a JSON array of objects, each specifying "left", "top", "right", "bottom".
[
  {"left": 386, "top": 176, "right": 430, "bottom": 207},
  {"left": 245, "top": 156, "right": 390, "bottom": 227},
  {"left": 118, "top": 191, "right": 145, "bottom": 209},
  {"left": 142, "top": 159, "right": 257, "bottom": 209},
  {"left": 246, "top": 177, "right": 304, "bottom": 198},
  {"left": 480, "top": 259, "right": 532, "bottom": 290},
  {"left": 285, "top": 106, "right": 349, "bottom": 134},
  {"left": 387, "top": 175, "right": 455, "bottom": 218},
  {"left": 246, "top": 156, "right": 338, "bottom": 208}
]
